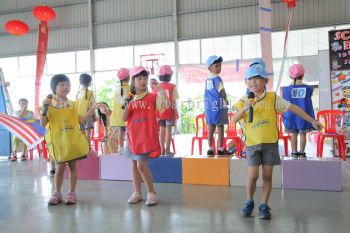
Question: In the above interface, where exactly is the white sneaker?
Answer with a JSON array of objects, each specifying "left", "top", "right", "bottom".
[{"left": 145, "top": 192, "right": 158, "bottom": 206}]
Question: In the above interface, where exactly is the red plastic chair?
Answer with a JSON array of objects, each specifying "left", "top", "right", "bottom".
[
  {"left": 316, "top": 110, "right": 346, "bottom": 161},
  {"left": 223, "top": 112, "right": 244, "bottom": 157},
  {"left": 191, "top": 113, "right": 216, "bottom": 155},
  {"left": 277, "top": 112, "right": 291, "bottom": 156},
  {"left": 91, "top": 121, "right": 105, "bottom": 153}
]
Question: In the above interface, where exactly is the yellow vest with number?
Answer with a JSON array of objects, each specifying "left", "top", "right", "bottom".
[
  {"left": 236, "top": 92, "right": 278, "bottom": 146},
  {"left": 45, "top": 103, "right": 89, "bottom": 163}
]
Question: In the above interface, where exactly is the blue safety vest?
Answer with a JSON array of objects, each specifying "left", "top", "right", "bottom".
[{"left": 282, "top": 84, "right": 315, "bottom": 130}]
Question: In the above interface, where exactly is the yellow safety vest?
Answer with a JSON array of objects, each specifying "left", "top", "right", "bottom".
[
  {"left": 45, "top": 103, "right": 89, "bottom": 163},
  {"left": 110, "top": 83, "right": 130, "bottom": 127},
  {"left": 235, "top": 92, "right": 278, "bottom": 146},
  {"left": 76, "top": 88, "right": 93, "bottom": 115}
]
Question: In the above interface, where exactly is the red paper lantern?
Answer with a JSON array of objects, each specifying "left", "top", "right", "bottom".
[
  {"left": 5, "top": 20, "right": 29, "bottom": 36},
  {"left": 33, "top": 5, "right": 56, "bottom": 21},
  {"left": 283, "top": 0, "right": 297, "bottom": 9}
]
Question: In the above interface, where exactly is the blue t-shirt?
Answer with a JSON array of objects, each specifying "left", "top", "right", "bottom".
[
  {"left": 282, "top": 84, "right": 315, "bottom": 130},
  {"left": 204, "top": 75, "right": 227, "bottom": 125}
]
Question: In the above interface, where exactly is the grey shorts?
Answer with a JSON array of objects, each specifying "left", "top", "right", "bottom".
[
  {"left": 159, "top": 120, "right": 176, "bottom": 127},
  {"left": 245, "top": 143, "right": 280, "bottom": 166},
  {"left": 80, "top": 115, "right": 95, "bottom": 130},
  {"left": 125, "top": 145, "right": 149, "bottom": 161},
  {"left": 285, "top": 128, "right": 312, "bottom": 134}
]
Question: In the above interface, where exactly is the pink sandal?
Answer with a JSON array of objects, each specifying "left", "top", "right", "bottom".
[{"left": 48, "top": 192, "right": 62, "bottom": 205}]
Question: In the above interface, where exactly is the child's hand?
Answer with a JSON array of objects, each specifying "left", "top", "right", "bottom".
[
  {"left": 243, "top": 99, "right": 254, "bottom": 112},
  {"left": 312, "top": 121, "right": 322, "bottom": 130}
]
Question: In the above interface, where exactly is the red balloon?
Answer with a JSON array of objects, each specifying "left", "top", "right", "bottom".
[
  {"left": 33, "top": 5, "right": 56, "bottom": 21},
  {"left": 283, "top": 0, "right": 297, "bottom": 8},
  {"left": 5, "top": 20, "right": 29, "bottom": 36}
]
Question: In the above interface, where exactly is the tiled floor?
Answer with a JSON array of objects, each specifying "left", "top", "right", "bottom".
[{"left": 0, "top": 136, "right": 348, "bottom": 233}]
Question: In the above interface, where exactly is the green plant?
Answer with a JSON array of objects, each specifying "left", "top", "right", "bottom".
[{"left": 96, "top": 79, "right": 119, "bottom": 107}]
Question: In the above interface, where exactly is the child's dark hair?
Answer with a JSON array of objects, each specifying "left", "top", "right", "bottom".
[
  {"left": 159, "top": 75, "right": 171, "bottom": 82},
  {"left": 97, "top": 102, "right": 110, "bottom": 127},
  {"left": 130, "top": 70, "right": 149, "bottom": 95},
  {"left": 79, "top": 73, "right": 92, "bottom": 86},
  {"left": 50, "top": 74, "right": 70, "bottom": 94},
  {"left": 18, "top": 98, "right": 28, "bottom": 104}
]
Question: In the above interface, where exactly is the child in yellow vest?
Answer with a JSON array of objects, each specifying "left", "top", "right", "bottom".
[
  {"left": 76, "top": 73, "right": 97, "bottom": 154},
  {"left": 40, "top": 74, "right": 95, "bottom": 205},
  {"left": 110, "top": 68, "right": 130, "bottom": 155},
  {"left": 232, "top": 59, "right": 321, "bottom": 219}
]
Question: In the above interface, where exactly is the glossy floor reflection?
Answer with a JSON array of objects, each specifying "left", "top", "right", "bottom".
[{"left": 0, "top": 158, "right": 349, "bottom": 233}]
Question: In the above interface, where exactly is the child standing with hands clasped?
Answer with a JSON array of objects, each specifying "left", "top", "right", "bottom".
[
  {"left": 41, "top": 74, "right": 95, "bottom": 205},
  {"left": 204, "top": 55, "right": 230, "bottom": 156},
  {"left": 232, "top": 60, "right": 321, "bottom": 219},
  {"left": 122, "top": 66, "right": 167, "bottom": 206},
  {"left": 282, "top": 64, "right": 315, "bottom": 159}
]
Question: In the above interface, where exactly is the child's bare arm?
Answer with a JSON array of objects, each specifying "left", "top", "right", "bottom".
[
  {"left": 232, "top": 101, "right": 252, "bottom": 123},
  {"left": 40, "top": 115, "right": 48, "bottom": 127},
  {"left": 288, "top": 104, "right": 322, "bottom": 130},
  {"left": 78, "top": 104, "right": 95, "bottom": 124},
  {"left": 220, "top": 89, "right": 228, "bottom": 104}
]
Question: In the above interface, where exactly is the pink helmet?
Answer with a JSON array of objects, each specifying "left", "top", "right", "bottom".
[
  {"left": 288, "top": 64, "right": 305, "bottom": 79},
  {"left": 129, "top": 66, "right": 149, "bottom": 77},
  {"left": 117, "top": 68, "right": 129, "bottom": 80},
  {"left": 158, "top": 65, "right": 174, "bottom": 76}
]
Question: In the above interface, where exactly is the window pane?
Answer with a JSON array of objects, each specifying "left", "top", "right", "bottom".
[
  {"left": 201, "top": 36, "right": 241, "bottom": 63},
  {"left": 302, "top": 29, "right": 318, "bottom": 56},
  {"left": 9, "top": 76, "right": 35, "bottom": 110},
  {"left": 242, "top": 34, "right": 261, "bottom": 59},
  {"left": 47, "top": 52, "right": 76, "bottom": 74},
  {"left": 179, "top": 40, "right": 200, "bottom": 64},
  {"left": 134, "top": 42, "right": 175, "bottom": 66},
  {"left": 272, "top": 32, "right": 284, "bottom": 59},
  {"left": 19, "top": 55, "right": 36, "bottom": 77},
  {"left": 318, "top": 27, "right": 334, "bottom": 51},
  {"left": 95, "top": 46, "right": 133, "bottom": 71},
  {"left": 335, "top": 24, "right": 350, "bottom": 30},
  {"left": 0, "top": 57, "right": 18, "bottom": 78},
  {"left": 76, "top": 50, "right": 91, "bottom": 72},
  {"left": 287, "top": 30, "right": 302, "bottom": 57}
]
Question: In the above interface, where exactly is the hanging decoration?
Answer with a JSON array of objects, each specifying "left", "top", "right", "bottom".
[
  {"left": 32, "top": 5, "right": 56, "bottom": 116},
  {"left": 282, "top": 0, "right": 297, "bottom": 9},
  {"left": 4, "top": 19, "right": 29, "bottom": 36},
  {"left": 33, "top": 5, "right": 56, "bottom": 21},
  {"left": 275, "top": 0, "right": 298, "bottom": 92}
]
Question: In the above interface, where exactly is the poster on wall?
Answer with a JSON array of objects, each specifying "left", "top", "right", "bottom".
[{"left": 329, "top": 29, "right": 350, "bottom": 157}]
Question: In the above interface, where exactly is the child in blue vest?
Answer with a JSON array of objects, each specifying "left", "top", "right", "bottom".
[
  {"left": 232, "top": 60, "right": 321, "bottom": 219},
  {"left": 204, "top": 55, "right": 230, "bottom": 156},
  {"left": 282, "top": 64, "right": 315, "bottom": 159}
]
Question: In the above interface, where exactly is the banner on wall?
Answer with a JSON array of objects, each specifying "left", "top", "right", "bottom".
[
  {"left": 329, "top": 29, "right": 350, "bottom": 156},
  {"left": 178, "top": 61, "right": 251, "bottom": 84}
]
